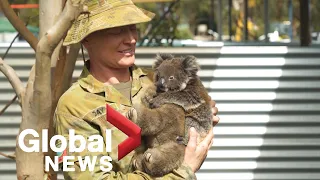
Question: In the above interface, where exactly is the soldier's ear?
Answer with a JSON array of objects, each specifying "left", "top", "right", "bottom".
[
  {"left": 182, "top": 56, "right": 200, "bottom": 76},
  {"left": 81, "top": 38, "right": 89, "bottom": 49},
  {"left": 153, "top": 53, "right": 174, "bottom": 69}
]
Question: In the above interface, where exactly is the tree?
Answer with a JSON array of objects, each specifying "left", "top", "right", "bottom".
[{"left": 0, "top": 0, "right": 86, "bottom": 179}]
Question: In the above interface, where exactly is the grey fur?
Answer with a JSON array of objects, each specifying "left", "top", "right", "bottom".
[{"left": 128, "top": 54, "right": 213, "bottom": 177}]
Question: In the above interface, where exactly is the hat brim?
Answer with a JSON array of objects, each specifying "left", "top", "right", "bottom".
[{"left": 63, "top": 5, "right": 155, "bottom": 46}]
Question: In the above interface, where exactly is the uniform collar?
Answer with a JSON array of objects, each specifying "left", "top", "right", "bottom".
[{"left": 78, "top": 61, "right": 148, "bottom": 106}]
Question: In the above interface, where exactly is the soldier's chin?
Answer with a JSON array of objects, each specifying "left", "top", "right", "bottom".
[{"left": 118, "top": 56, "right": 135, "bottom": 67}]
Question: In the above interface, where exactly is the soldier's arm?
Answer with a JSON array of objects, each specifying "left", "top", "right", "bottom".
[{"left": 54, "top": 112, "right": 197, "bottom": 180}]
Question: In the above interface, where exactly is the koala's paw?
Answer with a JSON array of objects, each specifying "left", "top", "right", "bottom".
[
  {"left": 142, "top": 149, "right": 171, "bottom": 176},
  {"left": 146, "top": 86, "right": 157, "bottom": 97},
  {"left": 142, "top": 94, "right": 153, "bottom": 105},
  {"left": 149, "top": 99, "right": 162, "bottom": 109},
  {"left": 143, "top": 152, "right": 154, "bottom": 171},
  {"left": 176, "top": 136, "right": 186, "bottom": 145},
  {"left": 143, "top": 149, "right": 162, "bottom": 170},
  {"left": 126, "top": 108, "right": 137, "bottom": 123},
  {"left": 142, "top": 89, "right": 156, "bottom": 105},
  {"left": 145, "top": 152, "right": 153, "bottom": 163},
  {"left": 132, "top": 155, "right": 144, "bottom": 171}
]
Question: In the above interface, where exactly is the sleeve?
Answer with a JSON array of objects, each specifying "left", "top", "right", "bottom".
[{"left": 53, "top": 112, "right": 197, "bottom": 180}]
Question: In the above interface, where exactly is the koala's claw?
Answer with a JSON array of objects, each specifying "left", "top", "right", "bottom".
[
  {"left": 133, "top": 159, "right": 138, "bottom": 169},
  {"left": 126, "top": 108, "right": 137, "bottom": 123},
  {"left": 143, "top": 88, "right": 157, "bottom": 104},
  {"left": 150, "top": 101, "right": 161, "bottom": 109},
  {"left": 144, "top": 95, "right": 153, "bottom": 103},
  {"left": 145, "top": 153, "right": 152, "bottom": 162},
  {"left": 176, "top": 136, "right": 185, "bottom": 145},
  {"left": 142, "top": 95, "right": 153, "bottom": 106},
  {"left": 145, "top": 87, "right": 157, "bottom": 96}
]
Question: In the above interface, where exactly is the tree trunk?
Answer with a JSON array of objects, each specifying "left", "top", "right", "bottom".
[
  {"left": 300, "top": 0, "right": 311, "bottom": 46},
  {"left": 0, "top": 0, "right": 86, "bottom": 179}
]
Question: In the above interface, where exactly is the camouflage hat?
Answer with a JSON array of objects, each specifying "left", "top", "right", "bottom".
[{"left": 63, "top": 0, "right": 155, "bottom": 46}]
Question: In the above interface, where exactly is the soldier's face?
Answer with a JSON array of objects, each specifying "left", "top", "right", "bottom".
[{"left": 84, "top": 24, "right": 138, "bottom": 68}]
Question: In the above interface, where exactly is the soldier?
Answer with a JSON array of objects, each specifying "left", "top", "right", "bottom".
[{"left": 54, "top": 0, "right": 220, "bottom": 179}]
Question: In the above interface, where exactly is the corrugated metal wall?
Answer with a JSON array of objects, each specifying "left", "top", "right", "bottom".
[{"left": 0, "top": 46, "right": 319, "bottom": 180}]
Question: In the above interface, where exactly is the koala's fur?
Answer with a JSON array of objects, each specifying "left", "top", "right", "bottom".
[{"left": 129, "top": 54, "right": 213, "bottom": 177}]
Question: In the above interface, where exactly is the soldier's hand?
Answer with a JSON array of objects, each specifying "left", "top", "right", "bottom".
[
  {"left": 210, "top": 100, "right": 220, "bottom": 126},
  {"left": 183, "top": 127, "right": 214, "bottom": 172}
]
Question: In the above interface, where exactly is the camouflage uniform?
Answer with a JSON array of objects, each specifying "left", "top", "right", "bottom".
[{"left": 53, "top": 63, "right": 197, "bottom": 180}]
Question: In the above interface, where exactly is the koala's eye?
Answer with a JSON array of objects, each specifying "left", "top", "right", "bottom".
[{"left": 169, "top": 76, "right": 174, "bottom": 80}]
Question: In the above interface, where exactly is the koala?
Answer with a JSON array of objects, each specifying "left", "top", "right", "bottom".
[{"left": 128, "top": 54, "right": 213, "bottom": 177}]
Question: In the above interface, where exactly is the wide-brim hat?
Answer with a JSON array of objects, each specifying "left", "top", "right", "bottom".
[{"left": 63, "top": 0, "right": 155, "bottom": 46}]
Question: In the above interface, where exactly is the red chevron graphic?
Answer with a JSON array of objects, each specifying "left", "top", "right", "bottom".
[{"left": 106, "top": 104, "right": 141, "bottom": 160}]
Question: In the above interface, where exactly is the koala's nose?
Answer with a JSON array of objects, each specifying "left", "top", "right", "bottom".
[
  {"left": 160, "top": 78, "right": 165, "bottom": 84},
  {"left": 156, "top": 82, "right": 163, "bottom": 92},
  {"left": 156, "top": 78, "right": 165, "bottom": 92}
]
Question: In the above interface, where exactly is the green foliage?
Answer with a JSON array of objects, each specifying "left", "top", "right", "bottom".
[
  {"left": 8, "top": 0, "right": 318, "bottom": 44},
  {"left": 311, "top": 0, "right": 320, "bottom": 32},
  {"left": 137, "top": 0, "right": 320, "bottom": 44},
  {"left": 9, "top": 0, "right": 39, "bottom": 27},
  {"left": 175, "top": 25, "right": 193, "bottom": 39}
]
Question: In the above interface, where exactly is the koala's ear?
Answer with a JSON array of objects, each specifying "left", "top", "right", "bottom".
[
  {"left": 182, "top": 56, "right": 200, "bottom": 76},
  {"left": 153, "top": 53, "right": 174, "bottom": 69}
]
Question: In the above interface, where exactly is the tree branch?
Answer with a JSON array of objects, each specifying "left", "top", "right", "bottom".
[
  {"left": 2, "top": 33, "right": 20, "bottom": 60},
  {"left": 0, "top": 58, "right": 25, "bottom": 104},
  {"left": 0, "top": 0, "right": 38, "bottom": 51},
  {"left": 0, "top": 152, "right": 16, "bottom": 160},
  {"left": 34, "top": 0, "right": 87, "bottom": 130},
  {"left": 0, "top": 95, "right": 17, "bottom": 116},
  {"left": 52, "top": 44, "right": 79, "bottom": 106},
  {"left": 16, "top": 1, "right": 87, "bottom": 179},
  {"left": 139, "top": 0, "right": 180, "bottom": 46}
]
